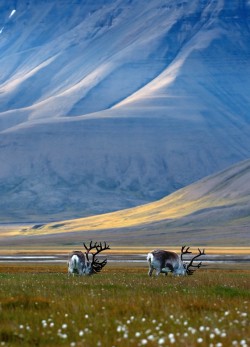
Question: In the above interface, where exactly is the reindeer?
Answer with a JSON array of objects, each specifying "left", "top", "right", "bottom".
[
  {"left": 68, "top": 250, "right": 86, "bottom": 275},
  {"left": 68, "top": 241, "right": 110, "bottom": 276},
  {"left": 147, "top": 246, "right": 205, "bottom": 276}
]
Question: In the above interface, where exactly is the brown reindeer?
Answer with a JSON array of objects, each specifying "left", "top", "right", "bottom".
[{"left": 147, "top": 246, "right": 205, "bottom": 276}]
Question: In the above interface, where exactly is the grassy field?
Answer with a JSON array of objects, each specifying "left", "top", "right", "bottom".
[{"left": 0, "top": 264, "right": 249, "bottom": 347}]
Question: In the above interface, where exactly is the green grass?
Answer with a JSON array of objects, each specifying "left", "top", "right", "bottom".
[{"left": 0, "top": 265, "right": 249, "bottom": 347}]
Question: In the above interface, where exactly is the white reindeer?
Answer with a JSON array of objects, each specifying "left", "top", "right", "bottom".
[
  {"left": 147, "top": 246, "right": 205, "bottom": 276},
  {"left": 68, "top": 241, "right": 110, "bottom": 276}
]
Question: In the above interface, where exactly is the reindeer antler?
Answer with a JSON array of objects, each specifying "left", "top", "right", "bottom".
[
  {"left": 83, "top": 241, "right": 98, "bottom": 262},
  {"left": 186, "top": 248, "right": 206, "bottom": 275},
  {"left": 83, "top": 241, "right": 110, "bottom": 273},
  {"left": 180, "top": 245, "right": 192, "bottom": 261},
  {"left": 92, "top": 258, "right": 108, "bottom": 273}
]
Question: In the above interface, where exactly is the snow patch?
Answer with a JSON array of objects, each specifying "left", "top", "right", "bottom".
[{"left": 9, "top": 9, "right": 16, "bottom": 19}]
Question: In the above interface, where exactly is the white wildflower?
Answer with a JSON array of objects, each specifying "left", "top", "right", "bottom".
[
  {"left": 42, "top": 320, "right": 47, "bottom": 328},
  {"left": 117, "top": 326, "right": 122, "bottom": 332},
  {"left": 158, "top": 337, "right": 165, "bottom": 345},
  {"left": 147, "top": 335, "right": 154, "bottom": 341},
  {"left": 58, "top": 332, "right": 67, "bottom": 339},
  {"left": 214, "top": 328, "right": 220, "bottom": 335}
]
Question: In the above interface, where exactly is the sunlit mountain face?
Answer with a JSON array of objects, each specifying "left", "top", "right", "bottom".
[
  {"left": 0, "top": 0, "right": 250, "bottom": 222},
  {"left": 1, "top": 159, "right": 250, "bottom": 247}
]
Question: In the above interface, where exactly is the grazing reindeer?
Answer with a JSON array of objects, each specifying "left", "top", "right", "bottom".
[
  {"left": 68, "top": 250, "right": 86, "bottom": 275},
  {"left": 147, "top": 246, "right": 205, "bottom": 276},
  {"left": 68, "top": 241, "right": 110, "bottom": 276}
]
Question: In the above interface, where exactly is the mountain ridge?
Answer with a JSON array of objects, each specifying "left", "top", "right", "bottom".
[{"left": 0, "top": 0, "right": 250, "bottom": 222}]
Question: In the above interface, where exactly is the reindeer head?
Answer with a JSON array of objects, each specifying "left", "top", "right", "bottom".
[
  {"left": 181, "top": 246, "right": 206, "bottom": 275},
  {"left": 83, "top": 241, "right": 110, "bottom": 275}
]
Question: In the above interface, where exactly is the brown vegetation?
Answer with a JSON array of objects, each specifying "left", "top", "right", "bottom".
[{"left": 0, "top": 264, "right": 249, "bottom": 346}]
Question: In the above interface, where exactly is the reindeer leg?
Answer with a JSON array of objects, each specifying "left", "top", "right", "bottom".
[
  {"left": 148, "top": 265, "right": 154, "bottom": 276},
  {"left": 155, "top": 269, "right": 161, "bottom": 276},
  {"left": 162, "top": 264, "right": 173, "bottom": 276}
]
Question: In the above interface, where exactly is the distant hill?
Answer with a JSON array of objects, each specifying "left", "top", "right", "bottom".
[
  {"left": 17, "top": 159, "right": 249, "bottom": 247},
  {"left": 0, "top": 0, "right": 250, "bottom": 222}
]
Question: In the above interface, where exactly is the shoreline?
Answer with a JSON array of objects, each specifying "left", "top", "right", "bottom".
[{"left": 0, "top": 246, "right": 249, "bottom": 254}]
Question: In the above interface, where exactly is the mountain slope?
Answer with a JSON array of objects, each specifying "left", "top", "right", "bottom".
[
  {"left": 28, "top": 158, "right": 250, "bottom": 232},
  {"left": 5, "top": 159, "right": 248, "bottom": 247},
  {"left": 0, "top": 0, "right": 250, "bottom": 222}
]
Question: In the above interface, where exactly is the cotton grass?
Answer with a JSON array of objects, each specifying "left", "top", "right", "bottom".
[{"left": 0, "top": 265, "right": 249, "bottom": 346}]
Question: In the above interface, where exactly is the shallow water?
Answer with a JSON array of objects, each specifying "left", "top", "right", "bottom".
[{"left": 0, "top": 254, "right": 249, "bottom": 265}]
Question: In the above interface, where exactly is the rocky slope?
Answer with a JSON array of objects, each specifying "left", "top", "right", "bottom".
[{"left": 0, "top": 0, "right": 250, "bottom": 222}]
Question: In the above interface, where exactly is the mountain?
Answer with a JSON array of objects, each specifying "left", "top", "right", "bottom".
[
  {"left": 2, "top": 159, "right": 250, "bottom": 247},
  {"left": 0, "top": 0, "right": 250, "bottom": 222}
]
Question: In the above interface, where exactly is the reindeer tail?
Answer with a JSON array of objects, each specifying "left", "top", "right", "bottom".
[
  {"left": 147, "top": 252, "right": 153, "bottom": 263},
  {"left": 73, "top": 257, "right": 77, "bottom": 270}
]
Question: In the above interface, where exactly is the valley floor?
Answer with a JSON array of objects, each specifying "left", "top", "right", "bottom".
[{"left": 0, "top": 264, "right": 249, "bottom": 347}]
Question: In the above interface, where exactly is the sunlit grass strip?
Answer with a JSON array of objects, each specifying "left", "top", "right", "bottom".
[
  {"left": 0, "top": 246, "right": 249, "bottom": 254},
  {"left": 0, "top": 266, "right": 249, "bottom": 346},
  {"left": 28, "top": 196, "right": 231, "bottom": 234}
]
